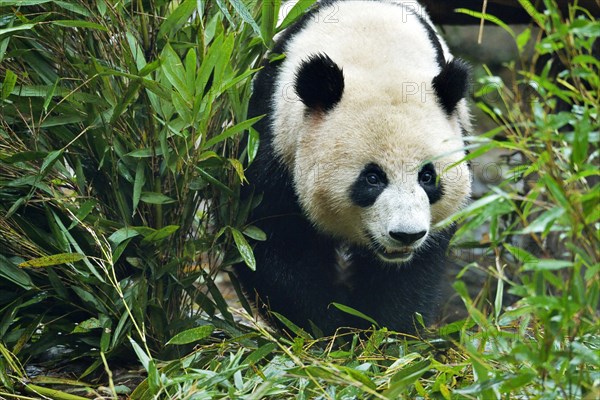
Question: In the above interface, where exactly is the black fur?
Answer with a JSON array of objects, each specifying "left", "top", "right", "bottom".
[
  {"left": 414, "top": 13, "right": 446, "bottom": 68},
  {"left": 350, "top": 163, "right": 388, "bottom": 208},
  {"left": 419, "top": 162, "right": 444, "bottom": 204},
  {"left": 432, "top": 58, "right": 470, "bottom": 115},
  {"left": 348, "top": 230, "right": 452, "bottom": 330},
  {"left": 296, "top": 54, "right": 345, "bottom": 112},
  {"left": 412, "top": 10, "right": 470, "bottom": 115},
  {"left": 236, "top": 0, "right": 461, "bottom": 336}
]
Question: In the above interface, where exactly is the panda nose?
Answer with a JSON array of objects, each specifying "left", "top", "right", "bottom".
[{"left": 389, "top": 230, "right": 427, "bottom": 246}]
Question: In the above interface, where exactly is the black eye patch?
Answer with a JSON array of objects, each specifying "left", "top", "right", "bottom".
[
  {"left": 350, "top": 163, "right": 388, "bottom": 207},
  {"left": 418, "top": 163, "right": 443, "bottom": 204}
]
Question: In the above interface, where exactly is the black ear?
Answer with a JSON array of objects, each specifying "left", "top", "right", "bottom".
[
  {"left": 295, "top": 53, "right": 345, "bottom": 112},
  {"left": 432, "top": 58, "right": 470, "bottom": 115}
]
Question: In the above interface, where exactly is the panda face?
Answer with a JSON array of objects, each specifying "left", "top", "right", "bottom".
[
  {"left": 291, "top": 102, "right": 470, "bottom": 264},
  {"left": 268, "top": 1, "right": 471, "bottom": 263},
  {"left": 352, "top": 162, "right": 440, "bottom": 263}
]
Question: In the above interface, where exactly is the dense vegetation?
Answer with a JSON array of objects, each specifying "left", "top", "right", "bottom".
[{"left": 0, "top": 0, "right": 598, "bottom": 398}]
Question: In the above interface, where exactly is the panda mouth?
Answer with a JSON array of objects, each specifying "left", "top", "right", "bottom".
[{"left": 375, "top": 247, "right": 414, "bottom": 263}]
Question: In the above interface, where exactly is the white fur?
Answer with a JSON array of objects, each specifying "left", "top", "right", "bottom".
[{"left": 270, "top": 0, "right": 471, "bottom": 257}]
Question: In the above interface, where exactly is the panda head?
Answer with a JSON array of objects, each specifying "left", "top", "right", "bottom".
[{"left": 278, "top": 51, "right": 471, "bottom": 264}]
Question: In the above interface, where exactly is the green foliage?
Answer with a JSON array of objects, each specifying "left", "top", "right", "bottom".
[
  {"left": 0, "top": 0, "right": 271, "bottom": 376},
  {"left": 444, "top": 0, "right": 600, "bottom": 397},
  {"left": 0, "top": 0, "right": 598, "bottom": 399},
  {"left": 127, "top": 321, "right": 465, "bottom": 400}
]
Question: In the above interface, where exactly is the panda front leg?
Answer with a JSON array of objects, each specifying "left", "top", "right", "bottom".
[{"left": 236, "top": 216, "right": 356, "bottom": 336}]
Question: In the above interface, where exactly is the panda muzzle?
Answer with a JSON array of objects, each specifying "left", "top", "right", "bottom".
[{"left": 376, "top": 247, "right": 414, "bottom": 263}]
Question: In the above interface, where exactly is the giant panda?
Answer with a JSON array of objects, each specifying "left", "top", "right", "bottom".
[{"left": 236, "top": 0, "right": 471, "bottom": 336}]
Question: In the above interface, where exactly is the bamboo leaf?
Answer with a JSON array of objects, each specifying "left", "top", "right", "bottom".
[
  {"left": 23, "top": 384, "right": 89, "bottom": 400},
  {"left": 161, "top": 43, "right": 192, "bottom": 103},
  {"left": 1, "top": 69, "right": 17, "bottom": 100},
  {"left": 516, "top": 28, "right": 531, "bottom": 52},
  {"left": 142, "top": 225, "right": 179, "bottom": 243},
  {"left": 385, "top": 359, "right": 431, "bottom": 397},
  {"left": 504, "top": 244, "right": 538, "bottom": 266},
  {"left": 52, "top": 20, "right": 108, "bottom": 31},
  {"left": 5, "top": 197, "right": 26, "bottom": 218},
  {"left": 203, "top": 115, "right": 263, "bottom": 149},
  {"left": 331, "top": 303, "right": 379, "bottom": 327},
  {"left": 184, "top": 48, "right": 197, "bottom": 93},
  {"left": 140, "top": 192, "right": 177, "bottom": 205},
  {"left": 19, "top": 253, "right": 85, "bottom": 268},
  {"left": 126, "top": 31, "right": 146, "bottom": 71},
  {"left": 454, "top": 8, "right": 515, "bottom": 38},
  {"left": 157, "top": 0, "right": 197, "bottom": 39},
  {"left": 243, "top": 342, "right": 277, "bottom": 365},
  {"left": 0, "top": 24, "right": 36, "bottom": 37},
  {"left": 129, "top": 338, "right": 151, "bottom": 371},
  {"left": 0, "top": 254, "right": 34, "bottom": 289},
  {"left": 50, "top": 211, "right": 106, "bottom": 282},
  {"left": 519, "top": 207, "right": 564, "bottom": 234},
  {"left": 40, "top": 150, "right": 63, "bottom": 176},
  {"left": 0, "top": 0, "right": 51, "bottom": 5},
  {"left": 260, "top": 0, "right": 279, "bottom": 44},
  {"left": 53, "top": 1, "right": 91, "bottom": 16},
  {"left": 278, "top": 0, "right": 317, "bottom": 30},
  {"left": 270, "top": 312, "right": 313, "bottom": 339},
  {"left": 108, "top": 228, "right": 140, "bottom": 246},
  {"left": 247, "top": 126, "right": 260, "bottom": 165},
  {"left": 230, "top": 227, "right": 255, "bottom": 271},
  {"left": 228, "top": 158, "right": 246, "bottom": 182},
  {"left": 243, "top": 225, "right": 266, "bottom": 241},
  {"left": 0, "top": 151, "right": 47, "bottom": 163},
  {"left": 110, "top": 78, "right": 142, "bottom": 123},
  {"left": 132, "top": 160, "right": 145, "bottom": 215},
  {"left": 0, "top": 36, "right": 8, "bottom": 63},
  {"left": 339, "top": 366, "right": 377, "bottom": 390},
  {"left": 523, "top": 259, "right": 573, "bottom": 271},
  {"left": 47, "top": 267, "right": 69, "bottom": 299},
  {"left": 167, "top": 325, "right": 214, "bottom": 345},
  {"left": 214, "top": 0, "right": 235, "bottom": 27},
  {"left": 516, "top": 0, "right": 545, "bottom": 26},
  {"left": 43, "top": 78, "right": 60, "bottom": 111},
  {"left": 71, "top": 286, "right": 107, "bottom": 314},
  {"left": 68, "top": 199, "right": 98, "bottom": 230},
  {"left": 196, "top": 167, "right": 234, "bottom": 196},
  {"left": 542, "top": 175, "right": 571, "bottom": 211},
  {"left": 126, "top": 147, "right": 164, "bottom": 158},
  {"left": 194, "top": 34, "right": 223, "bottom": 99},
  {"left": 228, "top": 0, "right": 262, "bottom": 40},
  {"left": 72, "top": 317, "right": 102, "bottom": 333}
]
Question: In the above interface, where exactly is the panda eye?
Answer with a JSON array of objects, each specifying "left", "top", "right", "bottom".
[
  {"left": 418, "top": 164, "right": 437, "bottom": 186},
  {"left": 366, "top": 173, "right": 381, "bottom": 186},
  {"left": 419, "top": 171, "right": 434, "bottom": 185}
]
